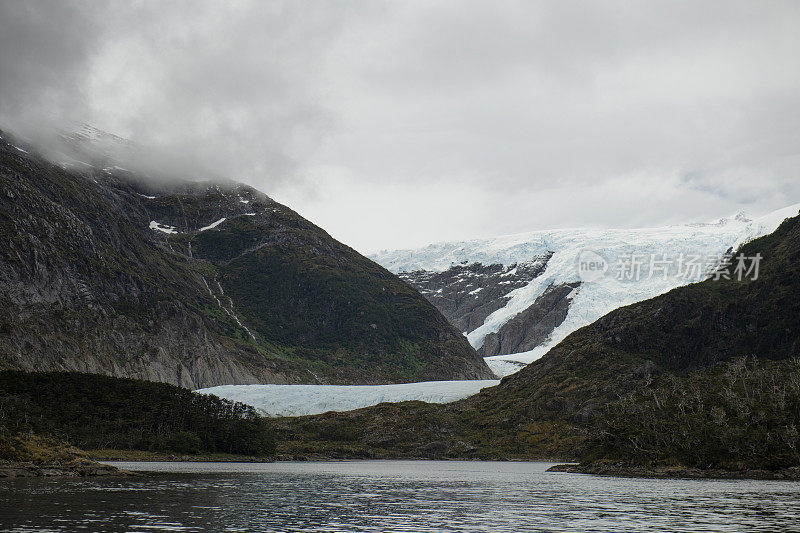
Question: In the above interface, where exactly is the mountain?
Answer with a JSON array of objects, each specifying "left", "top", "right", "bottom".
[
  {"left": 273, "top": 210, "right": 800, "bottom": 465},
  {"left": 0, "top": 130, "right": 493, "bottom": 388},
  {"left": 371, "top": 207, "right": 799, "bottom": 376}
]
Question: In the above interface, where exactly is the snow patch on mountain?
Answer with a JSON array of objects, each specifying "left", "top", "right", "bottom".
[
  {"left": 199, "top": 217, "right": 227, "bottom": 231},
  {"left": 149, "top": 221, "right": 178, "bottom": 234},
  {"left": 197, "top": 380, "right": 501, "bottom": 417}
]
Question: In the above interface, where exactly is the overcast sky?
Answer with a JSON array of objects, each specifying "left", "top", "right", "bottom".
[{"left": 2, "top": 1, "right": 800, "bottom": 253}]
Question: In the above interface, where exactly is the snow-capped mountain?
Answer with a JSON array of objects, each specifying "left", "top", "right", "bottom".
[{"left": 371, "top": 204, "right": 800, "bottom": 377}]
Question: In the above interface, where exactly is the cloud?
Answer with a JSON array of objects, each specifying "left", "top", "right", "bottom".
[
  {"left": 0, "top": 0, "right": 97, "bottom": 133},
  {"left": 1, "top": 0, "right": 360, "bottom": 180},
  {"left": 83, "top": 0, "right": 360, "bottom": 181},
  {"left": 2, "top": 0, "right": 800, "bottom": 252}
]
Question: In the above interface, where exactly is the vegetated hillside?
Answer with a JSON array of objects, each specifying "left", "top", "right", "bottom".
[
  {"left": 586, "top": 356, "right": 800, "bottom": 470},
  {"left": 0, "top": 432, "right": 127, "bottom": 478},
  {"left": 273, "top": 212, "right": 800, "bottom": 466},
  {"left": 1, "top": 432, "right": 89, "bottom": 464},
  {"left": 0, "top": 371, "right": 274, "bottom": 456},
  {"left": 0, "top": 131, "right": 492, "bottom": 387}
]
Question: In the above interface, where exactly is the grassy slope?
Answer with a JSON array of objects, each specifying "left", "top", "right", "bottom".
[{"left": 0, "top": 432, "right": 87, "bottom": 463}]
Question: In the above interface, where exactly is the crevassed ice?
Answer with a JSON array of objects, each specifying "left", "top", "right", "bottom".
[{"left": 196, "top": 380, "right": 500, "bottom": 417}]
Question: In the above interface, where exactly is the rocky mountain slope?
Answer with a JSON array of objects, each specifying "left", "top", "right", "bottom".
[
  {"left": 274, "top": 210, "right": 800, "bottom": 464},
  {"left": 372, "top": 206, "right": 800, "bottom": 376},
  {"left": 0, "top": 130, "right": 492, "bottom": 387}
]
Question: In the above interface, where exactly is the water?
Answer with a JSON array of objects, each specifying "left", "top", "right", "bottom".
[{"left": 1, "top": 460, "right": 799, "bottom": 532}]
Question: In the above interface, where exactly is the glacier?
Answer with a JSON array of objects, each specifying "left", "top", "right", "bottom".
[
  {"left": 196, "top": 380, "right": 500, "bottom": 417},
  {"left": 371, "top": 204, "right": 800, "bottom": 377}
]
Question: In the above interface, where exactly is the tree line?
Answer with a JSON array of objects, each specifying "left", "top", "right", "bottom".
[{"left": 0, "top": 371, "right": 275, "bottom": 456}]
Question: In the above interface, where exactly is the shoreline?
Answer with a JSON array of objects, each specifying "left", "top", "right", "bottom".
[
  {"left": 9, "top": 452, "right": 800, "bottom": 481},
  {"left": 547, "top": 463, "right": 800, "bottom": 480},
  {"left": 86, "top": 448, "right": 566, "bottom": 463},
  {"left": 0, "top": 459, "right": 135, "bottom": 478},
  {"left": 86, "top": 449, "right": 276, "bottom": 463}
]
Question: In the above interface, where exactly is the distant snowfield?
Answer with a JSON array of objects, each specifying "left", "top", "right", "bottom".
[
  {"left": 372, "top": 203, "right": 800, "bottom": 377},
  {"left": 196, "top": 380, "right": 500, "bottom": 417}
]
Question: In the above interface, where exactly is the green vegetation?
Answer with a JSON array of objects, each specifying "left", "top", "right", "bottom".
[
  {"left": 586, "top": 357, "right": 800, "bottom": 469},
  {"left": 0, "top": 371, "right": 275, "bottom": 457},
  {"left": 270, "top": 393, "right": 584, "bottom": 461},
  {"left": 191, "top": 205, "right": 490, "bottom": 383},
  {"left": 0, "top": 432, "right": 86, "bottom": 463}
]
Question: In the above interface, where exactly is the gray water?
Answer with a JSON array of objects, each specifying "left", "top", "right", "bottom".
[{"left": 1, "top": 460, "right": 799, "bottom": 532}]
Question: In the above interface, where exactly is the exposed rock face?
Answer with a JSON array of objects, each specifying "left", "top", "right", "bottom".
[
  {"left": 398, "top": 259, "right": 549, "bottom": 334},
  {"left": 397, "top": 257, "right": 574, "bottom": 357},
  {"left": 479, "top": 281, "right": 580, "bottom": 357},
  {"left": 0, "top": 132, "right": 492, "bottom": 387}
]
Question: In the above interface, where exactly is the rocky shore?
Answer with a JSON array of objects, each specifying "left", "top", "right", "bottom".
[
  {"left": 547, "top": 462, "right": 800, "bottom": 480},
  {"left": 86, "top": 449, "right": 275, "bottom": 462},
  {"left": 0, "top": 459, "right": 132, "bottom": 478},
  {"left": 0, "top": 432, "right": 135, "bottom": 478}
]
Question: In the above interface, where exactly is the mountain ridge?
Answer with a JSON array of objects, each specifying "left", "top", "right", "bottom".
[{"left": 0, "top": 129, "right": 493, "bottom": 387}]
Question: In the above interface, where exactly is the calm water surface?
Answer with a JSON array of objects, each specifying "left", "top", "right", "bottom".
[{"left": 1, "top": 460, "right": 799, "bottom": 532}]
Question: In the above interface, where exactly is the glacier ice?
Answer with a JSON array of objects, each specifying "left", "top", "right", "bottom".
[
  {"left": 196, "top": 380, "right": 500, "bottom": 417},
  {"left": 200, "top": 204, "right": 800, "bottom": 419}
]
